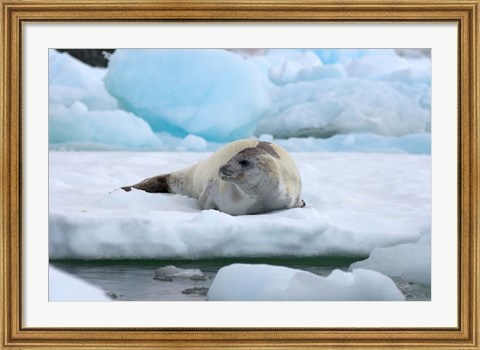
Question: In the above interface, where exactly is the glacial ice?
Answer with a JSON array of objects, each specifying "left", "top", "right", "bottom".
[
  {"left": 49, "top": 266, "right": 111, "bottom": 301},
  {"left": 49, "top": 48, "right": 431, "bottom": 153},
  {"left": 104, "top": 49, "right": 272, "bottom": 142},
  {"left": 256, "top": 78, "right": 430, "bottom": 138},
  {"left": 345, "top": 55, "right": 411, "bottom": 80},
  {"left": 268, "top": 50, "right": 323, "bottom": 85},
  {"left": 49, "top": 102, "right": 161, "bottom": 148},
  {"left": 49, "top": 49, "right": 117, "bottom": 111},
  {"left": 312, "top": 48, "right": 397, "bottom": 65},
  {"left": 206, "top": 264, "right": 405, "bottom": 301},
  {"left": 270, "top": 133, "right": 431, "bottom": 154},
  {"left": 350, "top": 228, "right": 431, "bottom": 286}
]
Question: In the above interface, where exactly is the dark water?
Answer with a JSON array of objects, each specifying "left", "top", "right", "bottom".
[{"left": 51, "top": 257, "right": 431, "bottom": 301}]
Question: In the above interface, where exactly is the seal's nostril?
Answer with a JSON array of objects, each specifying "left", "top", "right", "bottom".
[{"left": 220, "top": 165, "right": 232, "bottom": 176}]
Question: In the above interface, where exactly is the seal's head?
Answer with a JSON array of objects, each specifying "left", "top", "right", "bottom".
[{"left": 219, "top": 147, "right": 276, "bottom": 191}]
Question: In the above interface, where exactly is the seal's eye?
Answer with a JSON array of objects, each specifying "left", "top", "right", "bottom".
[{"left": 239, "top": 159, "right": 250, "bottom": 167}]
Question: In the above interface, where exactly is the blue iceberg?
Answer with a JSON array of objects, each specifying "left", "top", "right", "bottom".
[{"left": 104, "top": 49, "right": 272, "bottom": 142}]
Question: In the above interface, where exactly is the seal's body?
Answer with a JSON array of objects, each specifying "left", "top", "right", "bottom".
[{"left": 122, "top": 139, "right": 304, "bottom": 215}]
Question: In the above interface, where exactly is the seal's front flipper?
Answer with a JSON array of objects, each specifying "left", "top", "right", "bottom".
[{"left": 122, "top": 174, "right": 170, "bottom": 193}]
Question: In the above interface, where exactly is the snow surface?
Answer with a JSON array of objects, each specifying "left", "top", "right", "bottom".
[
  {"left": 49, "top": 266, "right": 111, "bottom": 301},
  {"left": 49, "top": 151, "right": 431, "bottom": 260},
  {"left": 49, "top": 48, "right": 431, "bottom": 152},
  {"left": 206, "top": 264, "right": 405, "bottom": 301}
]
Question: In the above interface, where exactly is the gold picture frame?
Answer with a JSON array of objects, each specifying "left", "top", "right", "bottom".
[{"left": 1, "top": 0, "right": 479, "bottom": 348}]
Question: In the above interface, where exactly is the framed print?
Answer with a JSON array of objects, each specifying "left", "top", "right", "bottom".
[{"left": 1, "top": 0, "right": 479, "bottom": 349}]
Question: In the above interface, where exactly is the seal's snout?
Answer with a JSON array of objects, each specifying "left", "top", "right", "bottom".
[
  {"left": 219, "top": 164, "right": 233, "bottom": 177},
  {"left": 220, "top": 164, "right": 240, "bottom": 181}
]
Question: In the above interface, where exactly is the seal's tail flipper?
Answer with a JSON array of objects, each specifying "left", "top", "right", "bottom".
[{"left": 122, "top": 174, "right": 170, "bottom": 193}]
